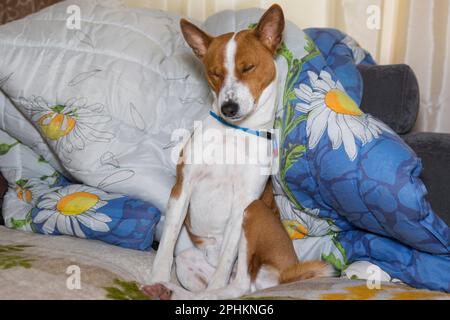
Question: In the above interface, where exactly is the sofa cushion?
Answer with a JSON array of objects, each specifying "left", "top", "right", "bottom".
[
  {"left": 358, "top": 64, "right": 419, "bottom": 135},
  {"left": 404, "top": 132, "right": 450, "bottom": 226}
]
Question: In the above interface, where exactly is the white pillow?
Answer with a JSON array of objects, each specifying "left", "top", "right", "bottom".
[{"left": 0, "top": 0, "right": 211, "bottom": 211}]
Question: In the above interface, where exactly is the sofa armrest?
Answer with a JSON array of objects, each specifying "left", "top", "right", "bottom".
[
  {"left": 358, "top": 64, "right": 420, "bottom": 135},
  {"left": 403, "top": 132, "right": 450, "bottom": 226}
]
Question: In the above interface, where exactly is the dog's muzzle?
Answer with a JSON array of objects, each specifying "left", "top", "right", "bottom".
[{"left": 221, "top": 101, "right": 239, "bottom": 118}]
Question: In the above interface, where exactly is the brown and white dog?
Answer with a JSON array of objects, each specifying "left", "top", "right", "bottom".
[{"left": 143, "top": 4, "right": 332, "bottom": 300}]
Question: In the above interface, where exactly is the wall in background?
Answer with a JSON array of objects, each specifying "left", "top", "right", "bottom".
[{"left": 124, "top": 0, "right": 450, "bottom": 133}]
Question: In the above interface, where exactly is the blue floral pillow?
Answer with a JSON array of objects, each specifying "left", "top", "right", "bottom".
[
  {"left": 274, "top": 28, "right": 450, "bottom": 292},
  {"left": 278, "top": 31, "right": 449, "bottom": 254},
  {"left": 289, "top": 68, "right": 449, "bottom": 252},
  {"left": 31, "top": 177, "right": 160, "bottom": 251},
  {"left": 0, "top": 131, "right": 160, "bottom": 251}
]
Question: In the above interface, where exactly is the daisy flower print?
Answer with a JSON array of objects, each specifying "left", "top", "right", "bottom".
[
  {"left": 33, "top": 185, "right": 121, "bottom": 237},
  {"left": 295, "top": 70, "right": 393, "bottom": 161},
  {"left": 20, "top": 96, "right": 114, "bottom": 155},
  {"left": 15, "top": 177, "right": 58, "bottom": 206}
]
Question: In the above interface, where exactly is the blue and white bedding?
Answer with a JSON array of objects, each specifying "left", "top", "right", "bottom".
[
  {"left": 0, "top": 0, "right": 448, "bottom": 292},
  {"left": 270, "top": 27, "right": 450, "bottom": 292}
]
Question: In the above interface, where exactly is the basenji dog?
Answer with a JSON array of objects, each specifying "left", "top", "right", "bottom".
[{"left": 143, "top": 4, "right": 332, "bottom": 300}]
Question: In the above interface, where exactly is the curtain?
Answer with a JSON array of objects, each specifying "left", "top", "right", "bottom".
[
  {"left": 124, "top": 0, "right": 450, "bottom": 133},
  {"left": 328, "top": 0, "right": 450, "bottom": 133},
  {"left": 399, "top": 0, "right": 450, "bottom": 133}
]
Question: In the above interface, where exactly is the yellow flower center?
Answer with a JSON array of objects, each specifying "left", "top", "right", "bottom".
[
  {"left": 56, "top": 192, "right": 99, "bottom": 216},
  {"left": 38, "top": 113, "right": 76, "bottom": 140},
  {"left": 321, "top": 284, "right": 380, "bottom": 300},
  {"left": 325, "top": 89, "right": 363, "bottom": 116},
  {"left": 16, "top": 187, "right": 32, "bottom": 203},
  {"left": 282, "top": 220, "right": 308, "bottom": 240}
]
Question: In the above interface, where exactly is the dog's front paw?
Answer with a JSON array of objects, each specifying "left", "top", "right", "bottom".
[{"left": 141, "top": 283, "right": 173, "bottom": 300}]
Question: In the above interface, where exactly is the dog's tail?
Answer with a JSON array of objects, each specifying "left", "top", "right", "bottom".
[{"left": 279, "top": 260, "right": 335, "bottom": 284}]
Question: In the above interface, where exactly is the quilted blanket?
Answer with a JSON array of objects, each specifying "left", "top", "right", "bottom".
[
  {"left": 0, "top": 0, "right": 448, "bottom": 293},
  {"left": 269, "top": 27, "right": 450, "bottom": 292}
]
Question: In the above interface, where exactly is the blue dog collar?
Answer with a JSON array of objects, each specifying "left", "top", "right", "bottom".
[{"left": 209, "top": 111, "right": 272, "bottom": 140}]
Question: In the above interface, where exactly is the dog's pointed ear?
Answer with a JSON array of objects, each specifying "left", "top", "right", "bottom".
[
  {"left": 180, "top": 19, "right": 213, "bottom": 59},
  {"left": 253, "top": 4, "right": 285, "bottom": 54}
]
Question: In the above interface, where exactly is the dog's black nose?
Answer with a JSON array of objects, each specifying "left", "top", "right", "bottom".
[{"left": 221, "top": 101, "right": 239, "bottom": 118}]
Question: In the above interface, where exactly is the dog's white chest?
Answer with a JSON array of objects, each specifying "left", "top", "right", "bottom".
[{"left": 184, "top": 118, "right": 272, "bottom": 264}]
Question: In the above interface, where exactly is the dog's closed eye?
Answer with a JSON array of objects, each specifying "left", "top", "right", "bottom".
[{"left": 242, "top": 64, "right": 255, "bottom": 73}]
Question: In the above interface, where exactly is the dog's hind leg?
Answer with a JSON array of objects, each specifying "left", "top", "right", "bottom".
[
  {"left": 175, "top": 247, "right": 215, "bottom": 292},
  {"left": 244, "top": 200, "right": 333, "bottom": 291}
]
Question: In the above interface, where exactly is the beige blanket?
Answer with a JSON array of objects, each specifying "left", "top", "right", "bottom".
[{"left": 1, "top": 227, "right": 449, "bottom": 300}]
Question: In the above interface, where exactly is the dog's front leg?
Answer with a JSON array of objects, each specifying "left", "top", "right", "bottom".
[
  {"left": 150, "top": 176, "right": 190, "bottom": 283},
  {"left": 143, "top": 233, "right": 253, "bottom": 300},
  {"left": 207, "top": 211, "right": 244, "bottom": 290}
]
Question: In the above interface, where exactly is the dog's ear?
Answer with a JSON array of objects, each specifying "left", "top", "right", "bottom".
[
  {"left": 180, "top": 19, "right": 213, "bottom": 59},
  {"left": 253, "top": 4, "right": 285, "bottom": 54}
]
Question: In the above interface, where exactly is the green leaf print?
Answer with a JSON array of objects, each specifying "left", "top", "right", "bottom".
[
  {"left": 38, "top": 155, "right": 49, "bottom": 163},
  {"left": 275, "top": 39, "right": 321, "bottom": 211},
  {"left": 104, "top": 279, "right": 151, "bottom": 300},
  {"left": 274, "top": 117, "right": 282, "bottom": 130},
  {"left": 0, "top": 244, "right": 34, "bottom": 269},
  {"left": 0, "top": 141, "right": 19, "bottom": 156},
  {"left": 39, "top": 171, "right": 60, "bottom": 187},
  {"left": 322, "top": 252, "right": 345, "bottom": 273},
  {"left": 330, "top": 233, "right": 349, "bottom": 266},
  {"left": 277, "top": 42, "right": 294, "bottom": 66},
  {"left": 50, "top": 104, "right": 65, "bottom": 113},
  {"left": 276, "top": 44, "right": 308, "bottom": 211},
  {"left": 15, "top": 179, "right": 29, "bottom": 188},
  {"left": 10, "top": 210, "right": 33, "bottom": 230},
  {"left": 303, "top": 36, "right": 321, "bottom": 61},
  {"left": 247, "top": 22, "right": 257, "bottom": 29},
  {"left": 284, "top": 144, "right": 306, "bottom": 173},
  {"left": 10, "top": 218, "right": 29, "bottom": 230},
  {"left": 284, "top": 114, "right": 307, "bottom": 137}
]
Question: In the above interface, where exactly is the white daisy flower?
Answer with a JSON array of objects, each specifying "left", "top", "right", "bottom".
[
  {"left": 295, "top": 70, "right": 393, "bottom": 161},
  {"left": 20, "top": 96, "right": 114, "bottom": 155},
  {"left": 275, "top": 195, "right": 339, "bottom": 238},
  {"left": 15, "top": 177, "right": 59, "bottom": 206},
  {"left": 341, "top": 36, "right": 367, "bottom": 64},
  {"left": 33, "top": 185, "right": 121, "bottom": 238}
]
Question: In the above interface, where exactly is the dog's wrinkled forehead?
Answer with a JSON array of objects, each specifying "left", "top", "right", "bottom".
[{"left": 202, "top": 30, "right": 277, "bottom": 101}]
